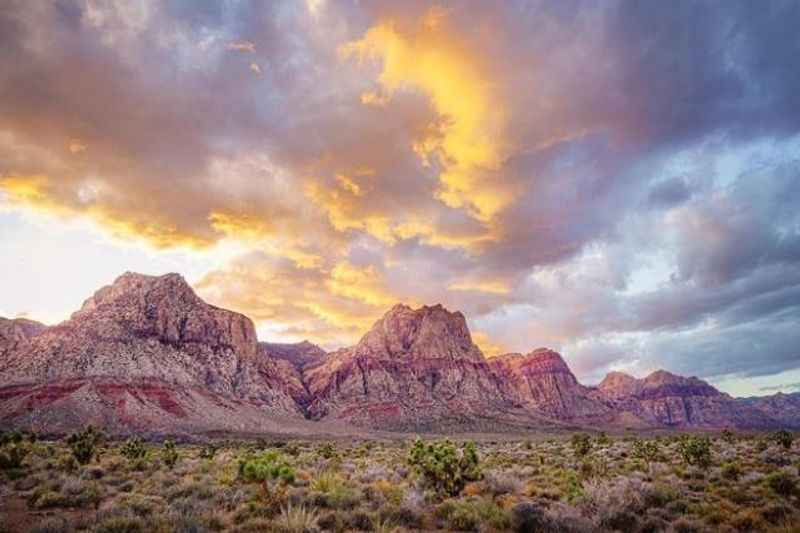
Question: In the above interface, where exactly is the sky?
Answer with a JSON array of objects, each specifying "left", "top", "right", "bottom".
[{"left": 1, "top": 0, "right": 799, "bottom": 397}]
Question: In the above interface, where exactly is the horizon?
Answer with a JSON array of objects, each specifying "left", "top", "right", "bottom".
[{"left": 2, "top": 1, "right": 800, "bottom": 398}]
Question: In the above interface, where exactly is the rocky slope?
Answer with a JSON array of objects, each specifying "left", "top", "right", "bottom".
[
  {"left": 0, "top": 273, "right": 340, "bottom": 436},
  {"left": 739, "top": 392, "right": 800, "bottom": 429},
  {"left": 591, "top": 370, "right": 775, "bottom": 429},
  {"left": 0, "top": 317, "right": 46, "bottom": 356},
  {"left": 489, "top": 349, "right": 611, "bottom": 422},
  {"left": 303, "top": 304, "right": 527, "bottom": 431},
  {"left": 1, "top": 274, "right": 797, "bottom": 434}
]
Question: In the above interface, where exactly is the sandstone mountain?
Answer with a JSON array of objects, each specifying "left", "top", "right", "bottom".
[
  {"left": 302, "top": 304, "right": 530, "bottom": 431},
  {"left": 0, "top": 317, "right": 45, "bottom": 356},
  {"left": 0, "top": 273, "right": 353, "bottom": 437},
  {"left": 591, "top": 370, "right": 774, "bottom": 429},
  {"left": 1, "top": 272, "right": 797, "bottom": 435}
]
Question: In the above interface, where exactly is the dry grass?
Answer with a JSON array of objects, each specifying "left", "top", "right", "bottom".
[{"left": 0, "top": 432, "right": 797, "bottom": 532}]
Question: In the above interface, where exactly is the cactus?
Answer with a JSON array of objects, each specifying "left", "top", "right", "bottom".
[
  {"left": 161, "top": 440, "right": 179, "bottom": 470},
  {"left": 66, "top": 426, "right": 105, "bottom": 465},
  {"left": 407, "top": 438, "right": 481, "bottom": 497},
  {"left": 677, "top": 435, "right": 712, "bottom": 469}
]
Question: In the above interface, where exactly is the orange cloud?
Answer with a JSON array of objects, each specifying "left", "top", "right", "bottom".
[
  {"left": 196, "top": 255, "right": 407, "bottom": 348},
  {"left": 472, "top": 330, "right": 507, "bottom": 358},
  {"left": 341, "top": 8, "right": 516, "bottom": 222}
]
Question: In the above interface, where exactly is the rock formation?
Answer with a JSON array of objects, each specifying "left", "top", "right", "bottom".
[
  {"left": 1, "top": 273, "right": 797, "bottom": 435},
  {"left": 591, "top": 370, "right": 774, "bottom": 428},
  {"left": 0, "top": 273, "right": 338, "bottom": 436},
  {"left": 489, "top": 349, "right": 610, "bottom": 421}
]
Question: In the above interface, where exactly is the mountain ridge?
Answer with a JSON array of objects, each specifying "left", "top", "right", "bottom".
[{"left": 1, "top": 272, "right": 797, "bottom": 435}]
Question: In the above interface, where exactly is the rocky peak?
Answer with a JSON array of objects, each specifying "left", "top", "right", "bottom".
[
  {"left": 598, "top": 371, "right": 641, "bottom": 398},
  {"left": 68, "top": 272, "right": 257, "bottom": 357},
  {"left": 0, "top": 317, "right": 47, "bottom": 356},
  {"left": 352, "top": 303, "right": 484, "bottom": 361},
  {"left": 491, "top": 348, "right": 572, "bottom": 374},
  {"left": 259, "top": 340, "right": 326, "bottom": 369}
]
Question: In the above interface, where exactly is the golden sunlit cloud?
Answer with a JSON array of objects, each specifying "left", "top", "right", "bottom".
[
  {"left": 341, "top": 7, "right": 516, "bottom": 222},
  {"left": 227, "top": 40, "right": 255, "bottom": 53},
  {"left": 327, "top": 261, "right": 398, "bottom": 308},
  {"left": 472, "top": 330, "right": 507, "bottom": 358},
  {"left": 448, "top": 278, "right": 511, "bottom": 295},
  {"left": 196, "top": 256, "right": 407, "bottom": 348},
  {"left": 1, "top": 174, "right": 214, "bottom": 249},
  {"left": 68, "top": 140, "right": 88, "bottom": 154}
]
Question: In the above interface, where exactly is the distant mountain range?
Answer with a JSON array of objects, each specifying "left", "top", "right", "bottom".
[{"left": 1, "top": 272, "right": 798, "bottom": 437}]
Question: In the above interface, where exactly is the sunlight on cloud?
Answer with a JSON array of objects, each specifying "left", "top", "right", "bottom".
[{"left": 341, "top": 7, "right": 514, "bottom": 222}]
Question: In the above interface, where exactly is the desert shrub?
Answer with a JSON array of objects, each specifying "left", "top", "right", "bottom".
[
  {"left": 407, "top": 438, "right": 481, "bottom": 497},
  {"left": 0, "top": 441, "right": 29, "bottom": 470},
  {"left": 92, "top": 512, "right": 146, "bottom": 533},
  {"left": 309, "top": 472, "right": 360, "bottom": 509},
  {"left": 199, "top": 443, "right": 219, "bottom": 460},
  {"left": 437, "top": 498, "right": 510, "bottom": 531},
  {"left": 720, "top": 428, "right": 736, "bottom": 444},
  {"left": 160, "top": 440, "right": 178, "bottom": 470},
  {"left": 570, "top": 433, "right": 592, "bottom": 457},
  {"left": 66, "top": 426, "right": 105, "bottom": 465},
  {"left": 581, "top": 476, "right": 645, "bottom": 528},
  {"left": 771, "top": 429, "right": 795, "bottom": 450},
  {"left": 317, "top": 442, "right": 337, "bottom": 459},
  {"left": 0, "top": 431, "right": 24, "bottom": 445},
  {"left": 119, "top": 438, "right": 148, "bottom": 470},
  {"left": 484, "top": 470, "right": 523, "bottom": 495},
  {"left": 677, "top": 435, "right": 712, "bottom": 469},
  {"left": 276, "top": 504, "right": 319, "bottom": 533},
  {"left": 510, "top": 502, "right": 550, "bottom": 533},
  {"left": 764, "top": 470, "right": 797, "bottom": 497},
  {"left": 755, "top": 439, "right": 769, "bottom": 453},
  {"left": 595, "top": 432, "right": 611, "bottom": 447},
  {"left": 239, "top": 450, "right": 295, "bottom": 486},
  {"left": 721, "top": 461, "right": 742, "bottom": 481},
  {"left": 631, "top": 438, "right": 660, "bottom": 467},
  {"left": 30, "top": 516, "right": 71, "bottom": 533}
]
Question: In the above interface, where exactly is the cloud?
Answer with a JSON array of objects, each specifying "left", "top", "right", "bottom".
[
  {"left": 341, "top": 7, "right": 514, "bottom": 222},
  {"left": 1, "top": 1, "right": 799, "bottom": 392},
  {"left": 227, "top": 40, "right": 256, "bottom": 53}
]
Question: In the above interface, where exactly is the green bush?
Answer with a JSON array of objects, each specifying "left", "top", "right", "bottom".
[
  {"left": 771, "top": 430, "right": 794, "bottom": 450},
  {"left": 317, "top": 442, "right": 338, "bottom": 459},
  {"left": 0, "top": 442, "right": 29, "bottom": 470},
  {"left": 631, "top": 438, "right": 660, "bottom": 466},
  {"left": 66, "top": 426, "right": 105, "bottom": 465},
  {"left": 677, "top": 435, "right": 712, "bottom": 469},
  {"left": 120, "top": 438, "right": 149, "bottom": 470},
  {"left": 570, "top": 433, "right": 592, "bottom": 457},
  {"left": 407, "top": 438, "right": 481, "bottom": 497},
  {"left": 0, "top": 431, "right": 24, "bottom": 446},
  {"left": 161, "top": 440, "right": 179, "bottom": 470},
  {"left": 764, "top": 470, "right": 797, "bottom": 497},
  {"left": 720, "top": 429, "right": 736, "bottom": 444},
  {"left": 721, "top": 461, "right": 742, "bottom": 481},
  {"left": 199, "top": 443, "right": 219, "bottom": 460},
  {"left": 239, "top": 450, "right": 296, "bottom": 485}
]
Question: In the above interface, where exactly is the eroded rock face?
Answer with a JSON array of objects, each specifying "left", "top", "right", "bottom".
[
  {"left": 353, "top": 304, "right": 484, "bottom": 362},
  {"left": 0, "top": 273, "right": 305, "bottom": 434},
  {"left": 2, "top": 274, "right": 796, "bottom": 434},
  {"left": 591, "top": 370, "right": 773, "bottom": 428},
  {"left": 304, "top": 304, "right": 518, "bottom": 430},
  {"left": 738, "top": 392, "right": 800, "bottom": 429},
  {"left": 260, "top": 340, "right": 326, "bottom": 369},
  {"left": 489, "top": 349, "right": 610, "bottom": 421}
]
